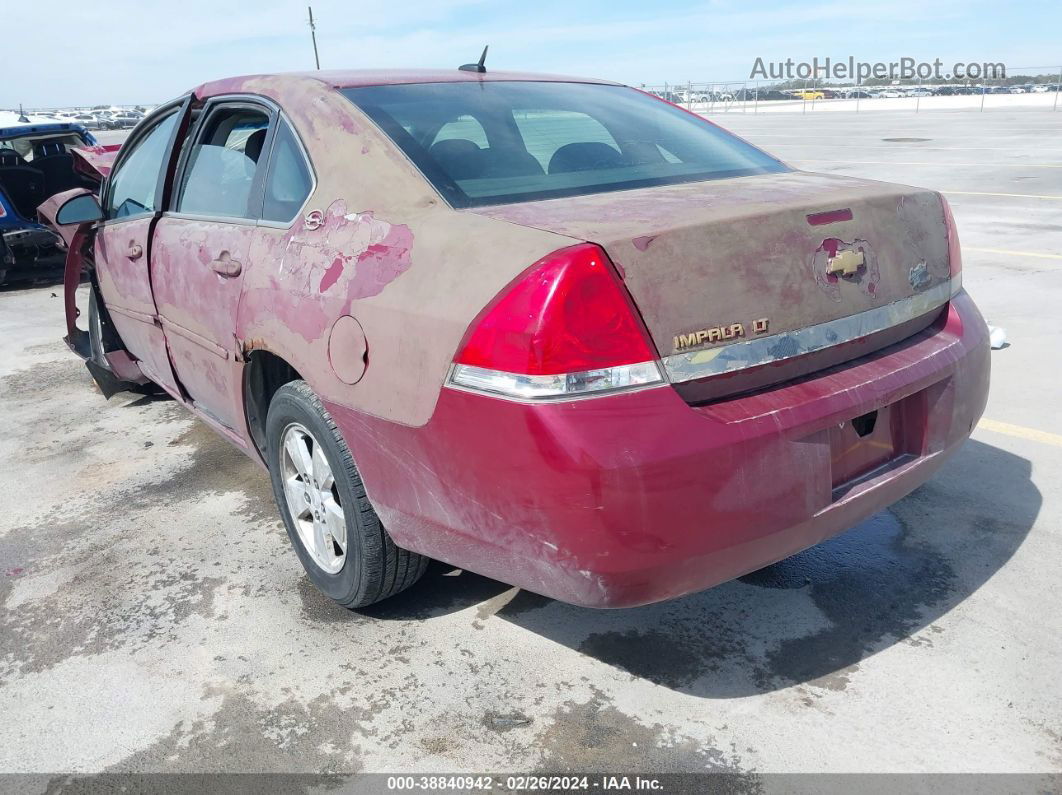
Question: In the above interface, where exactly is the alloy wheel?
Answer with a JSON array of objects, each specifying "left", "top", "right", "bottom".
[{"left": 279, "top": 422, "right": 347, "bottom": 574}]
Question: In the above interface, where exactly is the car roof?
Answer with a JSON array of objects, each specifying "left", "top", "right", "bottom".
[
  {"left": 195, "top": 68, "right": 621, "bottom": 100},
  {"left": 0, "top": 113, "right": 89, "bottom": 138}
]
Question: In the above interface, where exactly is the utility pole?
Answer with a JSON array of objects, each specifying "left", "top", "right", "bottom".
[{"left": 308, "top": 6, "right": 321, "bottom": 70}]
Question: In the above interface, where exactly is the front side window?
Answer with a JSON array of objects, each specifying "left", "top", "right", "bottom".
[
  {"left": 177, "top": 106, "right": 270, "bottom": 219},
  {"left": 261, "top": 120, "right": 313, "bottom": 223},
  {"left": 344, "top": 81, "right": 787, "bottom": 207},
  {"left": 105, "top": 111, "right": 178, "bottom": 219}
]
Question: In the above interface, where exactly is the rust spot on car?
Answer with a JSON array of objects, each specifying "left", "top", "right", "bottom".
[{"left": 812, "top": 237, "right": 878, "bottom": 300}]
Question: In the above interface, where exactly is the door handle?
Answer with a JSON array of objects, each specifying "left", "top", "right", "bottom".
[
  {"left": 210, "top": 251, "right": 242, "bottom": 277},
  {"left": 127, "top": 243, "right": 143, "bottom": 260}
]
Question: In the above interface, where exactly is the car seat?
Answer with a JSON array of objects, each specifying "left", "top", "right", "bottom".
[
  {"left": 548, "top": 142, "right": 626, "bottom": 174},
  {"left": 0, "top": 149, "right": 46, "bottom": 218},
  {"left": 30, "top": 141, "right": 79, "bottom": 197}
]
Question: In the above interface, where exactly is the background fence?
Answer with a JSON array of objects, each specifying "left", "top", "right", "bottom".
[
  {"left": 639, "top": 64, "right": 1062, "bottom": 113},
  {"left": 13, "top": 65, "right": 1062, "bottom": 118}
]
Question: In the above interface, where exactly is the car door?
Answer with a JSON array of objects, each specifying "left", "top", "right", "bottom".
[
  {"left": 150, "top": 99, "right": 275, "bottom": 436},
  {"left": 94, "top": 99, "right": 191, "bottom": 396}
]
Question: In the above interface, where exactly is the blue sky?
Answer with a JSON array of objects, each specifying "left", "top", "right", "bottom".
[{"left": 5, "top": 0, "right": 1061, "bottom": 107}]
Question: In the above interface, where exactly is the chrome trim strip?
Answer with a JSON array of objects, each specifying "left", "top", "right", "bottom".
[
  {"left": 162, "top": 212, "right": 258, "bottom": 226},
  {"left": 663, "top": 278, "right": 957, "bottom": 384},
  {"left": 444, "top": 362, "right": 667, "bottom": 404},
  {"left": 158, "top": 317, "right": 228, "bottom": 359}
]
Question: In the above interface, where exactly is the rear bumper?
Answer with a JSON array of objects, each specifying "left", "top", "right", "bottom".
[{"left": 327, "top": 291, "right": 990, "bottom": 607}]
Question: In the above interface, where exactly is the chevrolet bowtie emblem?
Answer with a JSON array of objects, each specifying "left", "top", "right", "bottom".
[{"left": 826, "top": 248, "right": 865, "bottom": 277}]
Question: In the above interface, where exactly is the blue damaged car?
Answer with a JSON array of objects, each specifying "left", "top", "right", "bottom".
[{"left": 0, "top": 111, "right": 99, "bottom": 284}]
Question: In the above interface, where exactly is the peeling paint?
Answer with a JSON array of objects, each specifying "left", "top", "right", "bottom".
[
  {"left": 319, "top": 256, "right": 346, "bottom": 293},
  {"left": 275, "top": 201, "right": 414, "bottom": 300}
]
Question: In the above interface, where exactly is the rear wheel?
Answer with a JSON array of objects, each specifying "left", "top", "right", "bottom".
[{"left": 265, "top": 381, "right": 427, "bottom": 608}]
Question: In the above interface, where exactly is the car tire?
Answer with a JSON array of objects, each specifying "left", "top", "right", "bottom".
[
  {"left": 87, "top": 288, "right": 107, "bottom": 366},
  {"left": 265, "top": 380, "right": 427, "bottom": 608}
]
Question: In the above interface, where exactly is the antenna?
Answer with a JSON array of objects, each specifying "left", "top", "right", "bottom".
[
  {"left": 18, "top": 104, "right": 30, "bottom": 123},
  {"left": 459, "top": 45, "right": 489, "bottom": 74},
  {"left": 307, "top": 6, "right": 321, "bottom": 70}
]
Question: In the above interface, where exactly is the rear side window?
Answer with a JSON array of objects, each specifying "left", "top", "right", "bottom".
[
  {"left": 261, "top": 120, "right": 313, "bottom": 223},
  {"left": 177, "top": 106, "right": 270, "bottom": 219},
  {"left": 105, "top": 111, "right": 178, "bottom": 219},
  {"left": 344, "top": 81, "right": 787, "bottom": 208}
]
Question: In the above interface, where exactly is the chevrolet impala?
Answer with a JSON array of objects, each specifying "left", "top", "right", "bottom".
[{"left": 42, "top": 68, "right": 990, "bottom": 608}]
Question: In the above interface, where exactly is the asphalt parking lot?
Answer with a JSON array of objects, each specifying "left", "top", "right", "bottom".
[{"left": 0, "top": 109, "right": 1059, "bottom": 783}]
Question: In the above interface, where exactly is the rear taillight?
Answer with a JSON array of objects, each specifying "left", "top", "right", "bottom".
[
  {"left": 0, "top": 198, "right": 7, "bottom": 218},
  {"left": 940, "top": 194, "right": 962, "bottom": 290},
  {"left": 448, "top": 243, "right": 663, "bottom": 400}
]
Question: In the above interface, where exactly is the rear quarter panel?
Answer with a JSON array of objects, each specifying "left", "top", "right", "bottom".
[{"left": 226, "top": 76, "right": 577, "bottom": 427}]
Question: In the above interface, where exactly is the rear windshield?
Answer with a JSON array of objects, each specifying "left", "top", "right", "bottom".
[{"left": 343, "top": 81, "right": 787, "bottom": 208}]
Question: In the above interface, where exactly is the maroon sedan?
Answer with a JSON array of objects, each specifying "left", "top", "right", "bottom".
[{"left": 42, "top": 68, "right": 989, "bottom": 608}]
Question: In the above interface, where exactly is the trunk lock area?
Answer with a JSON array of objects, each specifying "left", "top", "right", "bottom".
[{"left": 850, "top": 410, "right": 878, "bottom": 438}]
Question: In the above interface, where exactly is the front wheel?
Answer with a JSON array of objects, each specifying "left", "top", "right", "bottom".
[
  {"left": 87, "top": 288, "right": 107, "bottom": 366},
  {"left": 265, "top": 381, "right": 427, "bottom": 608}
]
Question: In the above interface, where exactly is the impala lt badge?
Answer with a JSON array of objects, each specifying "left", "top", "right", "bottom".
[{"left": 673, "top": 317, "right": 770, "bottom": 351}]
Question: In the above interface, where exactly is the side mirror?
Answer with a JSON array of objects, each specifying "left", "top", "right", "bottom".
[{"left": 56, "top": 193, "right": 103, "bottom": 226}]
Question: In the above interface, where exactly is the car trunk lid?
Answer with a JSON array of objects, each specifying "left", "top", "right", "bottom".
[
  {"left": 469, "top": 170, "right": 955, "bottom": 401},
  {"left": 71, "top": 144, "right": 121, "bottom": 183}
]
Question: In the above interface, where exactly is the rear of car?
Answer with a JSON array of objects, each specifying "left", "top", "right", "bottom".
[
  {"left": 0, "top": 118, "right": 98, "bottom": 283},
  {"left": 335, "top": 78, "right": 989, "bottom": 607}
]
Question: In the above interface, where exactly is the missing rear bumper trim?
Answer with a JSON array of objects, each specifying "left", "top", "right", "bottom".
[{"left": 663, "top": 278, "right": 957, "bottom": 384}]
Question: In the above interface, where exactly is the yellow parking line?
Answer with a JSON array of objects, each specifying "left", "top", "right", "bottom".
[
  {"left": 942, "top": 190, "right": 1062, "bottom": 200},
  {"left": 964, "top": 246, "right": 1062, "bottom": 261},
  {"left": 793, "top": 159, "right": 1062, "bottom": 168},
  {"left": 978, "top": 419, "right": 1062, "bottom": 448}
]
